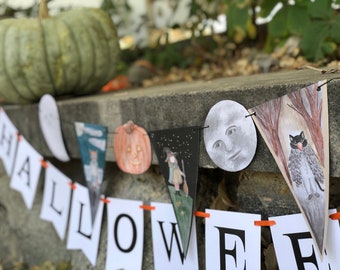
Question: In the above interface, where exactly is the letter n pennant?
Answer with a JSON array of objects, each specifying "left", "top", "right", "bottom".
[
  {"left": 248, "top": 81, "right": 329, "bottom": 257},
  {"left": 74, "top": 122, "right": 107, "bottom": 224},
  {"left": 149, "top": 126, "right": 200, "bottom": 257}
]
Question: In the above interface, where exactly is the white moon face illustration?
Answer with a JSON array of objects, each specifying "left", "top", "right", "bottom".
[{"left": 204, "top": 100, "right": 257, "bottom": 172}]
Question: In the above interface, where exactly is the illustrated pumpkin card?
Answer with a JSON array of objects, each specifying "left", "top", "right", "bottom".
[
  {"left": 149, "top": 126, "right": 200, "bottom": 257},
  {"left": 248, "top": 81, "right": 329, "bottom": 256},
  {"left": 74, "top": 122, "right": 108, "bottom": 224},
  {"left": 114, "top": 120, "right": 152, "bottom": 174}
]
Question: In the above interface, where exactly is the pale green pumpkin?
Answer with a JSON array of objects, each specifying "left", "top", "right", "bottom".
[{"left": 0, "top": 4, "right": 120, "bottom": 104}]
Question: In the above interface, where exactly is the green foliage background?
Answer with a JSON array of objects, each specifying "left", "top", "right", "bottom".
[
  {"left": 1, "top": 0, "right": 340, "bottom": 63},
  {"left": 225, "top": 0, "right": 340, "bottom": 61}
]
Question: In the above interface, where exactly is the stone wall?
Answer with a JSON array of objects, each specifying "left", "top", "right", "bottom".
[{"left": 1, "top": 70, "right": 340, "bottom": 269}]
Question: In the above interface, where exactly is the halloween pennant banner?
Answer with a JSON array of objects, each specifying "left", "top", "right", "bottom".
[
  {"left": 114, "top": 120, "right": 152, "bottom": 175},
  {"left": 203, "top": 100, "right": 257, "bottom": 172},
  {"left": 149, "top": 126, "right": 200, "bottom": 258},
  {"left": 74, "top": 122, "right": 107, "bottom": 224},
  {"left": 248, "top": 81, "right": 329, "bottom": 256},
  {"left": 150, "top": 202, "right": 199, "bottom": 270},
  {"left": 105, "top": 198, "right": 144, "bottom": 270},
  {"left": 40, "top": 161, "right": 72, "bottom": 240},
  {"left": 10, "top": 135, "right": 43, "bottom": 210},
  {"left": 0, "top": 108, "right": 19, "bottom": 176},
  {"left": 205, "top": 209, "right": 261, "bottom": 270},
  {"left": 38, "top": 94, "right": 70, "bottom": 162},
  {"left": 66, "top": 182, "right": 104, "bottom": 266},
  {"left": 269, "top": 209, "right": 340, "bottom": 269}
]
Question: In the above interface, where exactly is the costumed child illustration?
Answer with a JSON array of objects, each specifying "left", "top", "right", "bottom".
[
  {"left": 164, "top": 147, "right": 188, "bottom": 196},
  {"left": 87, "top": 149, "right": 100, "bottom": 202}
]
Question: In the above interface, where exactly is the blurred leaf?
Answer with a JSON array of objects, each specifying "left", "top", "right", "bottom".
[
  {"left": 259, "top": 0, "right": 280, "bottom": 17},
  {"left": 299, "top": 20, "right": 330, "bottom": 61},
  {"left": 287, "top": 4, "right": 309, "bottom": 35},
  {"left": 321, "top": 41, "right": 336, "bottom": 55},
  {"left": 307, "top": 0, "right": 332, "bottom": 19},
  {"left": 246, "top": 18, "right": 257, "bottom": 39},
  {"left": 226, "top": 3, "right": 249, "bottom": 43},
  {"left": 268, "top": 5, "right": 288, "bottom": 38},
  {"left": 330, "top": 14, "right": 340, "bottom": 42}
]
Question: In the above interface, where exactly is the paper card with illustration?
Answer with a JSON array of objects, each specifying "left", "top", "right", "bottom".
[
  {"left": 114, "top": 120, "right": 152, "bottom": 174},
  {"left": 0, "top": 108, "right": 19, "bottom": 176},
  {"left": 249, "top": 81, "right": 329, "bottom": 256},
  {"left": 269, "top": 209, "right": 340, "bottom": 269},
  {"left": 38, "top": 94, "right": 70, "bottom": 162},
  {"left": 203, "top": 100, "right": 257, "bottom": 172},
  {"left": 74, "top": 122, "right": 107, "bottom": 223},
  {"left": 149, "top": 126, "right": 200, "bottom": 257}
]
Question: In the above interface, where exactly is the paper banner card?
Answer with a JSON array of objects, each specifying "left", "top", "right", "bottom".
[
  {"left": 203, "top": 100, "right": 257, "bottom": 172},
  {"left": 0, "top": 108, "right": 19, "bottom": 176},
  {"left": 40, "top": 161, "right": 72, "bottom": 240},
  {"left": 114, "top": 120, "right": 152, "bottom": 175},
  {"left": 150, "top": 202, "right": 199, "bottom": 270},
  {"left": 10, "top": 135, "right": 43, "bottom": 209},
  {"left": 38, "top": 94, "right": 70, "bottom": 162},
  {"left": 249, "top": 81, "right": 329, "bottom": 255},
  {"left": 149, "top": 126, "right": 200, "bottom": 257},
  {"left": 74, "top": 122, "right": 107, "bottom": 223},
  {"left": 205, "top": 209, "right": 261, "bottom": 270},
  {"left": 105, "top": 198, "right": 144, "bottom": 270},
  {"left": 269, "top": 209, "right": 340, "bottom": 269},
  {"left": 66, "top": 182, "right": 104, "bottom": 266}
]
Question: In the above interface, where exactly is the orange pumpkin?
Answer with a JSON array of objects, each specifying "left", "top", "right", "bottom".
[{"left": 114, "top": 120, "right": 152, "bottom": 174}]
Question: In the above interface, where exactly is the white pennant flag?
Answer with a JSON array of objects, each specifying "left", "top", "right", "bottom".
[
  {"left": 10, "top": 135, "right": 42, "bottom": 209},
  {"left": 66, "top": 182, "right": 104, "bottom": 266},
  {"left": 205, "top": 209, "right": 261, "bottom": 270},
  {"left": 270, "top": 209, "right": 340, "bottom": 269},
  {"left": 0, "top": 108, "right": 19, "bottom": 176},
  {"left": 105, "top": 198, "right": 144, "bottom": 270},
  {"left": 150, "top": 202, "right": 199, "bottom": 270},
  {"left": 40, "top": 161, "right": 72, "bottom": 240}
]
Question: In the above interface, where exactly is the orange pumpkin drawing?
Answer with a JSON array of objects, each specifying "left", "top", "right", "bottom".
[{"left": 114, "top": 120, "right": 152, "bottom": 174}]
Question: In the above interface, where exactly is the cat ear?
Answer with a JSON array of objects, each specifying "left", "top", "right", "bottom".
[
  {"left": 289, "top": 134, "right": 293, "bottom": 141},
  {"left": 300, "top": 131, "right": 305, "bottom": 138}
]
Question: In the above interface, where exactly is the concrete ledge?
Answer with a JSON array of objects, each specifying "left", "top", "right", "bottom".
[{"left": 3, "top": 69, "right": 340, "bottom": 176}]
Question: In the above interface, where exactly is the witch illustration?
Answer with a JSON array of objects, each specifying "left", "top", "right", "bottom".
[{"left": 163, "top": 147, "right": 188, "bottom": 196}]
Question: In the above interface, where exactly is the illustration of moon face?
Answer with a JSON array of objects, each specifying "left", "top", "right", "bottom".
[{"left": 204, "top": 100, "right": 257, "bottom": 172}]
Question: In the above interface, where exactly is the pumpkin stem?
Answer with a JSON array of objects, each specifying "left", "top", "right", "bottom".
[
  {"left": 39, "top": 0, "right": 50, "bottom": 19},
  {"left": 123, "top": 120, "right": 135, "bottom": 134}
]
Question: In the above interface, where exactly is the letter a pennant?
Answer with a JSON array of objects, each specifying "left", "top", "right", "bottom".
[
  {"left": 149, "top": 126, "right": 200, "bottom": 258},
  {"left": 74, "top": 122, "right": 107, "bottom": 224},
  {"left": 10, "top": 135, "right": 43, "bottom": 209},
  {"left": 249, "top": 81, "right": 329, "bottom": 256}
]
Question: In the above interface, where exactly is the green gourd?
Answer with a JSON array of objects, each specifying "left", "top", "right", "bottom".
[{"left": 0, "top": 0, "right": 120, "bottom": 104}]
